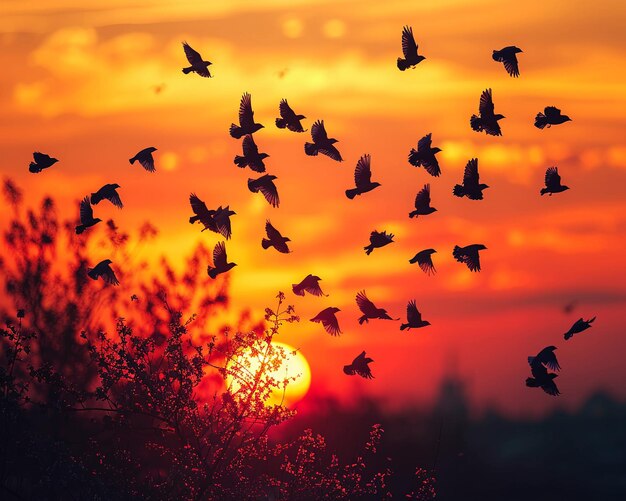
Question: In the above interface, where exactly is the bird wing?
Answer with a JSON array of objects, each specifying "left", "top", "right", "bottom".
[
  {"left": 406, "top": 300, "right": 422, "bottom": 324},
  {"left": 545, "top": 167, "right": 560, "bottom": 189},
  {"left": 239, "top": 92, "right": 255, "bottom": 128},
  {"left": 463, "top": 248, "right": 481, "bottom": 272},
  {"left": 33, "top": 152, "right": 51, "bottom": 163},
  {"left": 303, "top": 276, "right": 325, "bottom": 296},
  {"left": 79, "top": 197, "right": 94, "bottom": 224},
  {"left": 101, "top": 264, "right": 120, "bottom": 286},
  {"left": 543, "top": 351, "right": 561, "bottom": 372},
  {"left": 242, "top": 134, "right": 259, "bottom": 157},
  {"left": 354, "top": 154, "right": 372, "bottom": 187},
  {"left": 318, "top": 144, "right": 343, "bottom": 162},
  {"left": 356, "top": 290, "right": 378, "bottom": 316},
  {"left": 322, "top": 312, "right": 341, "bottom": 336},
  {"left": 479, "top": 88, "right": 495, "bottom": 117},
  {"left": 543, "top": 379, "right": 560, "bottom": 396},
  {"left": 352, "top": 350, "right": 367, "bottom": 365},
  {"left": 183, "top": 42, "right": 204, "bottom": 65},
  {"left": 104, "top": 188, "right": 123, "bottom": 209},
  {"left": 417, "top": 251, "right": 435, "bottom": 274},
  {"left": 544, "top": 106, "right": 561, "bottom": 118},
  {"left": 417, "top": 133, "right": 432, "bottom": 153},
  {"left": 213, "top": 241, "right": 228, "bottom": 268},
  {"left": 265, "top": 220, "right": 283, "bottom": 241},
  {"left": 259, "top": 178, "right": 280, "bottom": 208},
  {"left": 401, "top": 25, "right": 418, "bottom": 60},
  {"left": 190, "top": 193, "right": 211, "bottom": 217},
  {"left": 138, "top": 154, "right": 155, "bottom": 172},
  {"left": 463, "top": 158, "right": 480, "bottom": 187},
  {"left": 279, "top": 99, "right": 296, "bottom": 120},
  {"left": 414, "top": 184, "right": 431, "bottom": 209},
  {"left": 531, "top": 362, "right": 549, "bottom": 379},
  {"left": 311, "top": 120, "right": 329, "bottom": 143},
  {"left": 214, "top": 210, "right": 233, "bottom": 239}
]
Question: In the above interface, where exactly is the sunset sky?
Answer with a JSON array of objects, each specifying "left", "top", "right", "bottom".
[{"left": 1, "top": 0, "right": 625, "bottom": 417}]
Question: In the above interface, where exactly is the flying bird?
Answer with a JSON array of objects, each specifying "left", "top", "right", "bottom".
[
  {"left": 409, "top": 184, "right": 437, "bottom": 218},
  {"left": 248, "top": 174, "right": 279, "bottom": 208},
  {"left": 207, "top": 241, "right": 237, "bottom": 279},
  {"left": 234, "top": 134, "right": 269, "bottom": 173},
  {"left": 181, "top": 42, "right": 212, "bottom": 78},
  {"left": 343, "top": 351, "right": 374, "bottom": 379},
  {"left": 304, "top": 120, "right": 342, "bottom": 162},
  {"left": 453, "top": 244, "right": 487, "bottom": 272},
  {"left": 262, "top": 220, "right": 291, "bottom": 253},
  {"left": 75, "top": 197, "right": 102, "bottom": 234},
  {"left": 293, "top": 274, "right": 327, "bottom": 297},
  {"left": 470, "top": 88, "right": 505, "bottom": 136},
  {"left": 564, "top": 317, "right": 596, "bottom": 340},
  {"left": 346, "top": 154, "right": 381, "bottom": 199},
  {"left": 526, "top": 362, "right": 560, "bottom": 396},
  {"left": 400, "top": 300, "right": 431, "bottom": 330},
  {"left": 453, "top": 158, "right": 489, "bottom": 200},
  {"left": 91, "top": 184, "right": 123, "bottom": 208},
  {"left": 364, "top": 230, "right": 394, "bottom": 255},
  {"left": 540, "top": 167, "right": 569, "bottom": 196},
  {"left": 129, "top": 147, "right": 157, "bottom": 172},
  {"left": 188, "top": 195, "right": 235, "bottom": 239},
  {"left": 310, "top": 307, "right": 341, "bottom": 336},
  {"left": 87, "top": 259, "right": 119, "bottom": 286},
  {"left": 528, "top": 346, "right": 561, "bottom": 372},
  {"left": 397, "top": 25, "right": 425, "bottom": 71},
  {"left": 212, "top": 206, "right": 236, "bottom": 240},
  {"left": 275, "top": 99, "right": 306, "bottom": 132},
  {"left": 492, "top": 46, "right": 523, "bottom": 77},
  {"left": 408, "top": 133, "right": 442, "bottom": 177},
  {"left": 409, "top": 249, "right": 437, "bottom": 275},
  {"left": 29, "top": 152, "right": 58, "bottom": 173},
  {"left": 230, "top": 92, "right": 264, "bottom": 139},
  {"left": 356, "top": 290, "right": 399, "bottom": 324},
  {"left": 534, "top": 106, "right": 571, "bottom": 129}
]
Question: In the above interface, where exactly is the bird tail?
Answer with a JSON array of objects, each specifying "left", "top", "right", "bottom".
[
  {"left": 28, "top": 162, "right": 41, "bottom": 173},
  {"left": 492, "top": 50, "right": 502, "bottom": 62},
  {"left": 527, "top": 356, "right": 536, "bottom": 366},
  {"left": 207, "top": 266, "right": 218, "bottom": 279},
  {"left": 540, "top": 188, "right": 549, "bottom": 196},
  {"left": 75, "top": 225, "right": 85, "bottom": 235},
  {"left": 564, "top": 331, "right": 573, "bottom": 340},
  {"left": 229, "top": 124, "right": 244, "bottom": 139},
  {"left": 233, "top": 155, "right": 247, "bottom": 168},
  {"left": 345, "top": 188, "right": 359, "bottom": 200},
  {"left": 534, "top": 113, "right": 548, "bottom": 129},
  {"left": 261, "top": 238, "right": 271, "bottom": 249},
  {"left": 189, "top": 215, "right": 199, "bottom": 224},
  {"left": 292, "top": 284, "right": 304, "bottom": 296},
  {"left": 453, "top": 184, "right": 465, "bottom": 197},
  {"left": 397, "top": 57, "right": 409, "bottom": 71},
  {"left": 470, "top": 115, "right": 483, "bottom": 132},
  {"left": 588, "top": 316, "right": 596, "bottom": 324},
  {"left": 364, "top": 245, "right": 374, "bottom": 255},
  {"left": 400, "top": 323, "right": 409, "bottom": 331},
  {"left": 408, "top": 210, "right": 419, "bottom": 218},
  {"left": 304, "top": 142, "right": 318, "bottom": 156},
  {"left": 358, "top": 315, "right": 368, "bottom": 325},
  {"left": 87, "top": 268, "right": 97, "bottom": 280},
  {"left": 275, "top": 118, "right": 286, "bottom": 129},
  {"left": 407, "top": 149, "right": 421, "bottom": 167},
  {"left": 409, "top": 255, "right": 418, "bottom": 264},
  {"left": 525, "top": 377, "right": 540, "bottom": 388},
  {"left": 129, "top": 156, "right": 136, "bottom": 164},
  {"left": 182, "top": 67, "right": 193, "bottom": 74},
  {"left": 452, "top": 246, "right": 463, "bottom": 262}
]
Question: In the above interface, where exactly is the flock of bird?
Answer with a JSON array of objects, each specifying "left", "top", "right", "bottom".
[{"left": 27, "top": 26, "right": 594, "bottom": 391}]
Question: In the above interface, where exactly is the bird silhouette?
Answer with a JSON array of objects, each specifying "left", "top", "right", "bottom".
[
  {"left": 540, "top": 167, "right": 569, "bottom": 196},
  {"left": 356, "top": 290, "right": 399, "bottom": 324},
  {"left": 75, "top": 197, "right": 102, "bottom": 234},
  {"left": 87, "top": 259, "right": 119, "bottom": 286},
  {"left": 397, "top": 26, "right": 425, "bottom": 71},
  {"left": 230, "top": 92, "right": 264, "bottom": 139},
  {"left": 188, "top": 195, "right": 235, "bottom": 239},
  {"left": 453, "top": 244, "right": 487, "bottom": 272},
  {"left": 492, "top": 46, "right": 522, "bottom": 77},
  {"left": 453, "top": 158, "right": 489, "bottom": 200},
  {"left": 29, "top": 152, "right": 58, "bottom": 173},
  {"left": 207, "top": 241, "right": 237, "bottom": 279},
  {"left": 129, "top": 147, "right": 157, "bottom": 172},
  {"left": 409, "top": 184, "right": 437, "bottom": 218},
  {"left": 234, "top": 134, "right": 269, "bottom": 173},
  {"left": 293, "top": 274, "right": 327, "bottom": 297},
  {"left": 528, "top": 346, "right": 561, "bottom": 372},
  {"left": 400, "top": 300, "right": 431, "bottom": 330},
  {"left": 535, "top": 106, "right": 571, "bottom": 129},
  {"left": 275, "top": 99, "right": 306, "bottom": 132},
  {"left": 409, "top": 249, "right": 437, "bottom": 275},
  {"left": 181, "top": 42, "right": 212, "bottom": 78},
  {"left": 91, "top": 184, "right": 123, "bottom": 208},
  {"left": 564, "top": 317, "right": 596, "bottom": 340},
  {"left": 304, "top": 120, "right": 342, "bottom": 162},
  {"left": 408, "top": 133, "right": 442, "bottom": 177},
  {"left": 248, "top": 174, "right": 280, "bottom": 208},
  {"left": 346, "top": 154, "right": 381, "bottom": 199},
  {"left": 470, "top": 89, "right": 505, "bottom": 136},
  {"left": 310, "top": 307, "right": 342, "bottom": 336},
  {"left": 364, "top": 230, "right": 394, "bottom": 255},
  {"left": 262, "top": 220, "right": 291, "bottom": 253},
  {"left": 343, "top": 351, "right": 374, "bottom": 379},
  {"left": 526, "top": 361, "right": 560, "bottom": 396}
]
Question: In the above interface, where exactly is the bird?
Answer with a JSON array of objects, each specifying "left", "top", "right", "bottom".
[
  {"left": 364, "top": 230, "right": 394, "bottom": 255},
  {"left": 234, "top": 134, "right": 269, "bottom": 173},
  {"left": 310, "top": 307, "right": 341, "bottom": 336},
  {"left": 397, "top": 25, "right": 425, "bottom": 71},
  {"left": 181, "top": 42, "right": 212, "bottom": 78},
  {"left": 492, "top": 46, "right": 523, "bottom": 77},
  {"left": 293, "top": 274, "right": 327, "bottom": 297},
  {"left": 343, "top": 351, "right": 374, "bottom": 379},
  {"left": 470, "top": 89, "right": 505, "bottom": 136},
  {"left": 212, "top": 206, "right": 236, "bottom": 240},
  {"left": 356, "top": 290, "right": 399, "bottom": 324},
  {"left": 409, "top": 184, "right": 437, "bottom": 218},
  {"left": 75, "top": 197, "right": 102, "bottom": 234},
  {"left": 207, "top": 241, "right": 237, "bottom": 279},
  {"left": 304, "top": 120, "right": 342, "bottom": 162},
  {"left": 453, "top": 244, "right": 487, "bottom": 272},
  {"left": 91, "top": 184, "right": 123, "bottom": 208},
  {"left": 275, "top": 99, "right": 306, "bottom": 132},
  {"left": 409, "top": 249, "right": 437, "bottom": 275},
  {"left": 534, "top": 107, "right": 571, "bottom": 129},
  {"left": 540, "top": 167, "right": 569, "bottom": 196},
  {"left": 526, "top": 362, "right": 560, "bottom": 396},
  {"left": 87, "top": 259, "right": 119, "bottom": 286},
  {"left": 528, "top": 346, "right": 561, "bottom": 372},
  {"left": 248, "top": 174, "right": 279, "bottom": 208},
  {"left": 408, "top": 133, "right": 442, "bottom": 177},
  {"left": 346, "top": 154, "right": 381, "bottom": 199},
  {"left": 230, "top": 92, "right": 264, "bottom": 139},
  {"left": 129, "top": 147, "right": 157, "bottom": 172},
  {"left": 453, "top": 158, "right": 489, "bottom": 200},
  {"left": 564, "top": 317, "right": 596, "bottom": 340},
  {"left": 262, "top": 220, "right": 291, "bottom": 253},
  {"left": 29, "top": 152, "right": 58, "bottom": 173},
  {"left": 189, "top": 193, "right": 216, "bottom": 228},
  {"left": 400, "top": 300, "right": 431, "bottom": 330}
]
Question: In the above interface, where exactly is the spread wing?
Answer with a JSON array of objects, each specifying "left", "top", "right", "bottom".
[
  {"left": 79, "top": 197, "right": 93, "bottom": 224},
  {"left": 417, "top": 133, "right": 432, "bottom": 153},
  {"left": 545, "top": 167, "right": 561, "bottom": 189},
  {"left": 259, "top": 178, "right": 280, "bottom": 208},
  {"left": 542, "top": 379, "right": 560, "bottom": 396},
  {"left": 190, "top": 193, "right": 212, "bottom": 217},
  {"left": 279, "top": 99, "right": 296, "bottom": 120},
  {"left": 242, "top": 134, "right": 259, "bottom": 157},
  {"left": 319, "top": 144, "right": 343, "bottom": 162},
  {"left": 352, "top": 350, "right": 367, "bottom": 366},
  {"left": 265, "top": 220, "right": 283, "bottom": 241},
  {"left": 239, "top": 92, "right": 255, "bottom": 128},
  {"left": 214, "top": 210, "right": 233, "bottom": 239},
  {"left": 544, "top": 106, "right": 561, "bottom": 118},
  {"left": 464, "top": 249, "right": 481, "bottom": 272},
  {"left": 311, "top": 120, "right": 328, "bottom": 143},
  {"left": 33, "top": 152, "right": 51, "bottom": 164},
  {"left": 104, "top": 187, "right": 123, "bottom": 209},
  {"left": 495, "top": 49, "right": 520, "bottom": 77},
  {"left": 183, "top": 42, "right": 203, "bottom": 65},
  {"left": 213, "top": 241, "right": 228, "bottom": 268},
  {"left": 406, "top": 300, "right": 422, "bottom": 324},
  {"left": 463, "top": 158, "right": 479, "bottom": 187},
  {"left": 417, "top": 251, "right": 436, "bottom": 275},
  {"left": 401, "top": 25, "right": 417, "bottom": 60},
  {"left": 536, "top": 347, "right": 561, "bottom": 372},
  {"left": 320, "top": 311, "right": 341, "bottom": 336},
  {"left": 414, "top": 184, "right": 431, "bottom": 209},
  {"left": 101, "top": 264, "right": 120, "bottom": 286},
  {"left": 479, "top": 88, "right": 495, "bottom": 117},
  {"left": 138, "top": 153, "right": 155, "bottom": 172},
  {"left": 354, "top": 154, "right": 372, "bottom": 188},
  {"left": 302, "top": 276, "right": 325, "bottom": 297},
  {"left": 356, "top": 290, "right": 378, "bottom": 316}
]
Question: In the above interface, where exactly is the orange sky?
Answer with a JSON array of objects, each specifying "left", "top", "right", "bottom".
[{"left": 1, "top": 0, "right": 626, "bottom": 417}]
